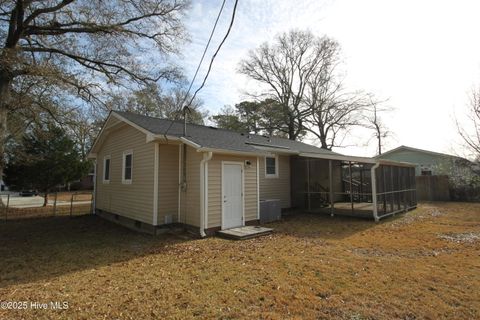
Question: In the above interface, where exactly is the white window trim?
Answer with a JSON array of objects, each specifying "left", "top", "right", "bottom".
[
  {"left": 103, "top": 155, "right": 111, "bottom": 184},
  {"left": 265, "top": 155, "right": 279, "bottom": 178},
  {"left": 122, "top": 150, "right": 133, "bottom": 184}
]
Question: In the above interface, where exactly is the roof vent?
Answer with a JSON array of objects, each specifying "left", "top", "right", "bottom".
[
  {"left": 240, "top": 133, "right": 245, "bottom": 136},
  {"left": 208, "top": 126, "right": 217, "bottom": 130}
]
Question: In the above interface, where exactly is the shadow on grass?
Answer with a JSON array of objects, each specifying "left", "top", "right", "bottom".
[
  {"left": 265, "top": 211, "right": 402, "bottom": 240},
  {"left": 0, "top": 215, "right": 191, "bottom": 288}
]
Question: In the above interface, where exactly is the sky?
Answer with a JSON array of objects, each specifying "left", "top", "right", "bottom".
[{"left": 178, "top": 0, "right": 480, "bottom": 158}]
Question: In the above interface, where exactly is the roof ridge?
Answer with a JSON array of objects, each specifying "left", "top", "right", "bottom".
[
  {"left": 379, "top": 144, "right": 464, "bottom": 159},
  {"left": 113, "top": 110, "right": 312, "bottom": 143},
  {"left": 113, "top": 110, "right": 341, "bottom": 155}
]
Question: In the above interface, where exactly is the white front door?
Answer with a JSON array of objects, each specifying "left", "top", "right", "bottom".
[{"left": 222, "top": 163, "right": 244, "bottom": 229}]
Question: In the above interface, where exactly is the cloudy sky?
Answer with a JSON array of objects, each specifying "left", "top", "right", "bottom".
[{"left": 178, "top": 0, "right": 480, "bottom": 158}]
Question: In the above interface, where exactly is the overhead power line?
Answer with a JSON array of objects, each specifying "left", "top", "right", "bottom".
[
  {"left": 163, "top": 0, "right": 239, "bottom": 137},
  {"left": 184, "top": 0, "right": 239, "bottom": 109},
  {"left": 181, "top": 0, "right": 227, "bottom": 106}
]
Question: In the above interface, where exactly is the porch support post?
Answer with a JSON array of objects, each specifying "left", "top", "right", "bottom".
[
  {"left": 349, "top": 161, "right": 353, "bottom": 214},
  {"left": 383, "top": 166, "right": 387, "bottom": 215},
  {"left": 307, "top": 158, "right": 311, "bottom": 211},
  {"left": 391, "top": 166, "right": 396, "bottom": 214},
  {"left": 371, "top": 162, "right": 380, "bottom": 222},
  {"left": 360, "top": 166, "right": 364, "bottom": 202},
  {"left": 329, "top": 160, "right": 334, "bottom": 216}
]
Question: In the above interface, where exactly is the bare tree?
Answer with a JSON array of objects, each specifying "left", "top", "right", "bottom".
[
  {"left": 0, "top": 0, "right": 189, "bottom": 196},
  {"left": 363, "top": 97, "right": 393, "bottom": 155},
  {"left": 457, "top": 88, "right": 480, "bottom": 156},
  {"left": 239, "top": 30, "right": 338, "bottom": 140},
  {"left": 303, "top": 51, "right": 370, "bottom": 150}
]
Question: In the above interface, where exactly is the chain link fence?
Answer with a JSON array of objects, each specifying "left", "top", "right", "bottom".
[{"left": 1, "top": 192, "right": 93, "bottom": 221}]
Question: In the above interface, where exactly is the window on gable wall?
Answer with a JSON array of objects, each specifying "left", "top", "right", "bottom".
[
  {"left": 265, "top": 155, "right": 278, "bottom": 178},
  {"left": 103, "top": 156, "right": 110, "bottom": 183},
  {"left": 122, "top": 151, "right": 133, "bottom": 184}
]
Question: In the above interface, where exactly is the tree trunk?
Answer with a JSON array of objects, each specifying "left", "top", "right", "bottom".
[
  {"left": 43, "top": 192, "right": 48, "bottom": 207},
  {"left": 378, "top": 135, "right": 382, "bottom": 155},
  {"left": 288, "top": 117, "right": 296, "bottom": 140},
  {"left": 0, "top": 72, "right": 11, "bottom": 207},
  {"left": 320, "top": 136, "right": 329, "bottom": 150}
]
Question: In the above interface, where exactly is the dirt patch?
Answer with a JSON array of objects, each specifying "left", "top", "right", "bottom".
[
  {"left": 438, "top": 232, "right": 480, "bottom": 244},
  {"left": 351, "top": 246, "right": 459, "bottom": 258},
  {"left": 389, "top": 205, "right": 444, "bottom": 227}
]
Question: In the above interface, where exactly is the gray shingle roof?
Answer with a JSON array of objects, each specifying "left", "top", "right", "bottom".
[{"left": 114, "top": 111, "right": 339, "bottom": 156}]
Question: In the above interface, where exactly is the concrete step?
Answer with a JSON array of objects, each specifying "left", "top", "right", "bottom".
[{"left": 217, "top": 226, "right": 273, "bottom": 240}]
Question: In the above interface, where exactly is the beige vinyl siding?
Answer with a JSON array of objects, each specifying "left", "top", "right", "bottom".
[
  {"left": 96, "top": 124, "right": 155, "bottom": 224},
  {"left": 179, "top": 146, "right": 202, "bottom": 227},
  {"left": 158, "top": 144, "right": 180, "bottom": 224},
  {"left": 207, "top": 154, "right": 258, "bottom": 229},
  {"left": 259, "top": 155, "right": 291, "bottom": 208}
]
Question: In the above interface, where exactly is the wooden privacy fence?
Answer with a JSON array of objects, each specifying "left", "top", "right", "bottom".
[
  {"left": 2, "top": 192, "right": 93, "bottom": 221},
  {"left": 415, "top": 175, "right": 450, "bottom": 201}
]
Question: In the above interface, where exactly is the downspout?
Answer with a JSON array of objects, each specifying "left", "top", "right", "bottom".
[
  {"left": 92, "top": 159, "right": 97, "bottom": 214},
  {"left": 371, "top": 162, "right": 381, "bottom": 222},
  {"left": 153, "top": 142, "right": 159, "bottom": 226},
  {"left": 177, "top": 144, "right": 182, "bottom": 223},
  {"left": 199, "top": 151, "right": 213, "bottom": 237}
]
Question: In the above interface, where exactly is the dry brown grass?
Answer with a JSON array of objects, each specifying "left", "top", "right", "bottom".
[
  {"left": 48, "top": 192, "right": 93, "bottom": 202},
  {"left": 0, "top": 202, "right": 479, "bottom": 319},
  {"left": 3, "top": 204, "right": 92, "bottom": 220}
]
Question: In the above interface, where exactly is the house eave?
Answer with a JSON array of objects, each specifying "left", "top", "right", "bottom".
[
  {"left": 299, "top": 152, "right": 377, "bottom": 163},
  {"left": 196, "top": 147, "right": 264, "bottom": 157},
  {"left": 251, "top": 146, "right": 300, "bottom": 155}
]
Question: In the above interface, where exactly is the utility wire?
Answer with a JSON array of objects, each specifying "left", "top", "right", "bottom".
[
  {"left": 164, "top": 0, "right": 239, "bottom": 137},
  {"left": 162, "top": 0, "right": 228, "bottom": 137},
  {"left": 182, "top": 0, "right": 227, "bottom": 106},
  {"left": 185, "top": 0, "right": 239, "bottom": 109}
]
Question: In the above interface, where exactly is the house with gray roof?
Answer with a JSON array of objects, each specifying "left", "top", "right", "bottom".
[
  {"left": 376, "top": 145, "right": 473, "bottom": 176},
  {"left": 88, "top": 111, "right": 417, "bottom": 236}
]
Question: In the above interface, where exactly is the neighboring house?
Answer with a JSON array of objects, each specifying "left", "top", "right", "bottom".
[
  {"left": 376, "top": 145, "right": 472, "bottom": 176},
  {"left": 88, "top": 111, "right": 416, "bottom": 235}
]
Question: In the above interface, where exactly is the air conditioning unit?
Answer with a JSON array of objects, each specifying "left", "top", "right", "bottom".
[{"left": 259, "top": 199, "right": 281, "bottom": 223}]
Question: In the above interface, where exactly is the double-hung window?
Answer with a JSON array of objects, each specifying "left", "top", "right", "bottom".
[
  {"left": 122, "top": 150, "right": 133, "bottom": 184},
  {"left": 103, "top": 156, "right": 111, "bottom": 183}
]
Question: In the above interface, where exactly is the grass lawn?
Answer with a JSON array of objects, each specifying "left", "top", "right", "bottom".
[
  {"left": 47, "top": 192, "right": 93, "bottom": 202},
  {"left": 0, "top": 202, "right": 479, "bottom": 319}
]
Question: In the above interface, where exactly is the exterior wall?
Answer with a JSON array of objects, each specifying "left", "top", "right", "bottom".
[
  {"left": 158, "top": 144, "right": 180, "bottom": 224},
  {"left": 179, "top": 146, "right": 202, "bottom": 227},
  {"left": 259, "top": 155, "right": 291, "bottom": 208},
  {"left": 378, "top": 150, "right": 455, "bottom": 176},
  {"left": 96, "top": 124, "right": 155, "bottom": 224},
  {"left": 207, "top": 154, "right": 258, "bottom": 229}
]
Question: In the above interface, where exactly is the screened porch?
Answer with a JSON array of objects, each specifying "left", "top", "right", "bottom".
[{"left": 291, "top": 155, "right": 417, "bottom": 221}]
